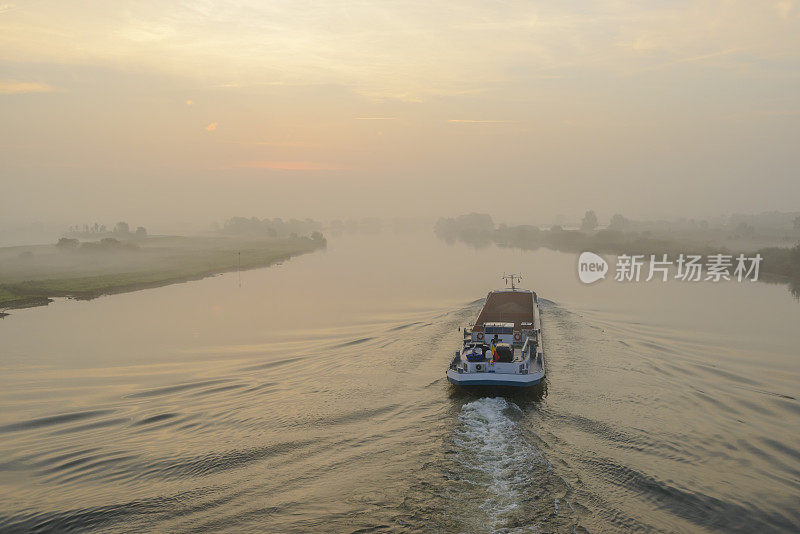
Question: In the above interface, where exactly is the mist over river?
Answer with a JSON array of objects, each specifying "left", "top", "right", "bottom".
[{"left": 1, "top": 232, "right": 798, "bottom": 533}]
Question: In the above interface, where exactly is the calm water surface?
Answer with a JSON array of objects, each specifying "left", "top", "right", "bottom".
[{"left": 1, "top": 232, "right": 799, "bottom": 533}]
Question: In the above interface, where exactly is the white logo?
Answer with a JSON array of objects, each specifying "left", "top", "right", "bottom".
[
  {"left": 576, "top": 252, "right": 761, "bottom": 285},
  {"left": 578, "top": 252, "right": 608, "bottom": 284}
]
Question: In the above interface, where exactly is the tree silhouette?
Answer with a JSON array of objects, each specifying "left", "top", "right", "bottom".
[
  {"left": 609, "top": 214, "right": 629, "bottom": 231},
  {"left": 580, "top": 210, "right": 598, "bottom": 232}
]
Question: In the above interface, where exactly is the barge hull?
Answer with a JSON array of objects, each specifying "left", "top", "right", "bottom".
[{"left": 446, "top": 370, "right": 544, "bottom": 387}]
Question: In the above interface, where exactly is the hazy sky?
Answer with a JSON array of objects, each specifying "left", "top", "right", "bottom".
[{"left": 2, "top": 1, "right": 799, "bottom": 229}]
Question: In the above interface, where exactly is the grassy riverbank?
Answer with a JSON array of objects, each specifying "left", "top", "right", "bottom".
[{"left": 0, "top": 234, "right": 326, "bottom": 312}]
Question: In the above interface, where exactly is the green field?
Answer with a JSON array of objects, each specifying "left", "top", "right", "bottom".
[{"left": 0, "top": 235, "right": 326, "bottom": 311}]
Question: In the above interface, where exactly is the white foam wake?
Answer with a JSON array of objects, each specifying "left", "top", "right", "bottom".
[{"left": 453, "top": 397, "right": 542, "bottom": 532}]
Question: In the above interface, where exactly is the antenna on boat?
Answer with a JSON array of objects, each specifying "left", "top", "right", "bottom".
[
  {"left": 237, "top": 251, "right": 242, "bottom": 288},
  {"left": 502, "top": 273, "right": 522, "bottom": 290}
]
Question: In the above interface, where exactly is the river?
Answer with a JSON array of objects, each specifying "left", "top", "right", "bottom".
[{"left": 1, "top": 231, "right": 798, "bottom": 532}]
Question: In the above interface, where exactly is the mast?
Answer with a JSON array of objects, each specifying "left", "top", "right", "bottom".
[{"left": 502, "top": 273, "right": 522, "bottom": 290}]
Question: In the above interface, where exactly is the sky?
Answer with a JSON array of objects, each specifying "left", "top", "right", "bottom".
[{"left": 1, "top": 0, "right": 799, "bottom": 230}]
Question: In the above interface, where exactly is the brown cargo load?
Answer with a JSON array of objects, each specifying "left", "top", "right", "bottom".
[{"left": 474, "top": 290, "right": 536, "bottom": 329}]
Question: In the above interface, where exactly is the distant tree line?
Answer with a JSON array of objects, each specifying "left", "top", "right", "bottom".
[
  {"left": 435, "top": 212, "right": 678, "bottom": 253},
  {"left": 729, "top": 211, "right": 800, "bottom": 232},
  {"left": 561, "top": 211, "right": 800, "bottom": 236},
  {"left": 65, "top": 222, "right": 147, "bottom": 239},
  {"left": 67, "top": 222, "right": 108, "bottom": 234},
  {"left": 434, "top": 213, "right": 496, "bottom": 247},
  {"left": 220, "top": 217, "right": 322, "bottom": 238},
  {"left": 434, "top": 212, "right": 800, "bottom": 295}
]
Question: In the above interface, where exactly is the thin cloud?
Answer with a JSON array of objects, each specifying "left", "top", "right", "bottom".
[
  {"left": 638, "top": 47, "right": 748, "bottom": 73},
  {"left": 447, "top": 119, "right": 517, "bottom": 124},
  {"left": 205, "top": 122, "right": 218, "bottom": 132},
  {"left": 211, "top": 81, "right": 287, "bottom": 89},
  {"left": 233, "top": 161, "right": 349, "bottom": 171},
  {"left": 669, "top": 47, "right": 747, "bottom": 65},
  {"left": 229, "top": 140, "right": 322, "bottom": 148},
  {"left": 354, "top": 117, "right": 397, "bottom": 120},
  {"left": 0, "top": 81, "right": 54, "bottom": 94}
]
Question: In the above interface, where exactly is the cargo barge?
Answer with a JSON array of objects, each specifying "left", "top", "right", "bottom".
[{"left": 447, "top": 275, "right": 545, "bottom": 387}]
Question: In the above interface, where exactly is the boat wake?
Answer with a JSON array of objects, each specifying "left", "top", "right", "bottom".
[
  {"left": 446, "top": 397, "right": 579, "bottom": 533},
  {"left": 454, "top": 398, "right": 541, "bottom": 531}
]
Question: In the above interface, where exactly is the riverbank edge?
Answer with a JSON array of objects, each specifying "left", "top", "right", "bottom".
[{"left": 0, "top": 242, "right": 325, "bottom": 315}]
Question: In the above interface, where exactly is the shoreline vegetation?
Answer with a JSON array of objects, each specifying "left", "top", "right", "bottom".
[
  {"left": 0, "top": 225, "right": 327, "bottom": 315},
  {"left": 435, "top": 213, "right": 800, "bottom": 297}
]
